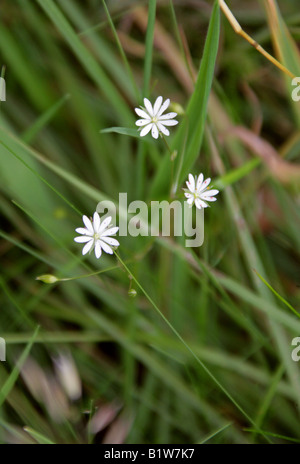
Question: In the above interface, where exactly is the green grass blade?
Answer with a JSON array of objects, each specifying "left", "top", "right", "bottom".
[
  {"left": 199, "top": 422, "right": 233, "bottom": 444},
  {"left": 22, "top": 93, "right": 70, "bottom": 144},
  {"left": 101, "top": 126, "right": 154, "bottom": 143},
  {"left": 254, "top": 271, "right": 300, "bottom": 320},
  {"left": 35, "top": 0, "right": 133, "bottom": 124},
  {"left": 101, "top": 0, "right": 139, "bottom": 102},
  {"left": 143, "top": 0, "right": 157, "bottom": 98},
  {"left": 23, "top": 426, "right": 55, "bottom": 445},
  {"left": 115, "top": 252, "right": 271, "bottom": 442},
  {"left": 265, "top": 0, "right": 300, "bottom": 126},
  {"left": 0, "top": 326, "right": 40, "bottom": 408},
  {"left": 150, "top": 0, "right": 220, "bottom": 196}
]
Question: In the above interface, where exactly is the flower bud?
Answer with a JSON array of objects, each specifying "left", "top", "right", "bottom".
[
  {"left": 128, "top": 289, "right": 137, "bottom": 298},
  {"left": 36, "top": 274, "right": 58, "bottom": 284},
  {"left": 170, "top": 102, "right": 184, "bottom": 115}
]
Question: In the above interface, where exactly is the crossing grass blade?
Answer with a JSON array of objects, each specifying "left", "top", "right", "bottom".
[
  {"left": 21, "top": 94, "right": 71, "bottom": 144},
  {"left": 265, "top": 0, "right": 300, "bottom": 126},
  {"left": 23, "top": 427, "right": 56, "bottom": 445},
  {"left": 150, "top": 0, "right": 220, "bottom": 197},
  {"left": 35, "top": 0, "right": 133, "bottom": 124},
  {"left": 0, "top": 326, "right": 40, "bottom": 409},
  {"left": 100, "top": 126, "right": 155, "bottom": 143},
  {"left": 254, "top": 271, "right": 300, "bottom": 320}
]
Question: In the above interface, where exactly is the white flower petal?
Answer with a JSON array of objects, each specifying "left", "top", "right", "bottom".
[
  {"left": 101, "top": 226, "right": 119, "bottom": 237},
  {"left": 201, "top": 195, "right": 217, "bottom": 202},
  {"left": 82, "top": 215, "right": 93, "bottom": 234},
  {"left": 196, "top": 173, "right": 204, "bottom": 191},
  {"left": 144, "top": 98, "right": 154, "bottom": 116},
  {"left": 198, "top": 178, "right": 211, "bottom": 192},
  {"left": 153, "top": 96, "right": 163, "bottom": 116},
  {"left": 201, "top": 189, "right": 219, "bottom": 199},
  {"left": 98, "top": 216, "right": 112, "bottom": 234},
  {"left": 158, "top": 112, "right": 177, "bottom": 120},
  {"left": 135, "top": 108, "right": 151, "bottom": 119},
  {"left": 101, "top": 236, "right": 120, "bottom": 247},
  {"left": 159, "top": 119, "right": 178, "bottom": 126},
  {"left": 99, "top": 239, "right": 114, "bottom": 255},
  {"left": 184, "top": 192, "right": 192, "bottom": 198},
  {"left": 187, "top": 197, "right": 194, "bottom": 205},
  {"left": 75, "top": 227, "right": 90, "bottom": 235},
  {"left": 94, "top": 241, "right": 102, "bottom": 259},
  {"left": 75, "top": 211, "right": 120, "bottom": 259},
  {"left": 195, "top": 198, "right": 208, "bottom": 209},
  {"left": 93, "top": 212, "right": 101, "bottom": 233},
  {"left": 157, "top": 98, "right": 170, "bottom": 117},
  {"left": 151, "top": 124, "right": 159, "bottom": 139},
  {"left": 157, "top": 122, "right": 170, "bottom": 136},
  {"left": 82, "top": 240, "right": 94, "bottom": 255},
  {"left": 187, "top": 173, "right": 195, "bottom": 192},
  {"left": 136, "top": 119, "right": 152, "bottom": 126},
  {"left": 74, "top": 236, "right": 93, "bottom": 243},
  {"left": 139, "top": 123, "right": 153, "bottom": 137}
]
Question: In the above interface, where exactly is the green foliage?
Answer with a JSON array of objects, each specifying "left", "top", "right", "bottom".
[{"left": 0, "top": 0, "right": 300, "bottom": 444}]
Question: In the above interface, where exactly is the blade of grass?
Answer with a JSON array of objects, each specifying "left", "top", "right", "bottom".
[
  {"left": 150, "top": 0, "right": 220, "bottom": 197},
  {"left": 254, "top": 270, "right": 300, "bottom": 320},
  {"left": 244, "top": 428, "right": 300, "bottom": 444},
  {"left": 35, "top": 0, "right": 133, "bottom": 124},
  {"left": 252, "top": 364, "right": 285, "bottom": 442},
  {"left": 115, "top": 252, "right": 271, "bottom": 442},
  {"left": 100, "top": 126, "right": 154, "bottom": 142},
  {"left": 0, "top": 140, "right": 82, "bottom": 216},
  {"left": 168, "top": 0, "right": 195, "bottom": 85},
  {"left": 57, "top": 0, "right": 136, "bottom": 101},
  {"left": 0, "top": 24, "right": 53, "bottom": 111},
  {"left": 135, "top": 0, "right": 157, "bottom": 200},
  {"left": 101, "top": 0, "right": 139, "bottom": 102},
  {"left": 265, "top": 0, "right": 300, "bottom": 126},
  {"left": 143, "top": 0, "right": 156, "bottom": 98},
  {"left": 198, "top": 421, "right": 233, "bottom": 444},
  {"left": 0, "top": 326, "right": 40, "bottom": 409},
  {"left": 21, "top": 93, "right": 70, "bottom": 144},
  {"left": 207, "top": 127, "right": 300, "bottom": 411},
  {"left": 23, "top": 426, "right": 55, "bottom": 445}
]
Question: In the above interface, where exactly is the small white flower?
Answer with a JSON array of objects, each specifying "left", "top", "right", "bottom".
[
  {"left": 184, "top": 173, "right": 219, "bottom": 210},
  {"left": 135, "top": 96, "right": 178, "bottom": 139},
  {"left": 74, "top": 212, "right": 119, "bottom": 259}
]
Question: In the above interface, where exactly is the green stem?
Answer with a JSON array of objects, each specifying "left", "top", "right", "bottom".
[
  {"left": 143, "top": 0, "right": 157, "bottom": 97},
  {"left": 161, "top": 134, "right": 175, "bottom": 195},
  {"left": 161, "top": 134, "right": 173, "bottom": 156},
  {"left": 136, "top": 0, "right": 156, "bottom": 199},
  {"left": 114, "top": 251, "right": 271, "bottom": 443},
  {"left": 102, "top": 0, "right": 140, "bottom": 102},
  {"left": 36, "top": 264, "right": 121, "bottom": 284}
]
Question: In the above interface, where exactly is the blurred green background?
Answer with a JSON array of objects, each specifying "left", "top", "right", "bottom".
[{"left": 0, "top": 0, "right": 300, "bottom": 444}]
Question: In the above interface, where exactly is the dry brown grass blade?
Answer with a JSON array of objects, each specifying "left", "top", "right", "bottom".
[
  {"left": 219, "top": 0, "right": 296, "bottom": 79},
  {"left": 229, "top": 126, "right": 300, "bottom": 183}
]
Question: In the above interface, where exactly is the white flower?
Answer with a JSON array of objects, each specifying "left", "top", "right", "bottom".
[
  {"left": 135, "top": 96, "right": 178, "bottom": 139},
  {"left": 74, "top": 212, "right": 119, "bottom": 259},
  {"left": 184, "top": 173, "right": 219, "bottom": 210}
]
